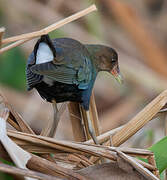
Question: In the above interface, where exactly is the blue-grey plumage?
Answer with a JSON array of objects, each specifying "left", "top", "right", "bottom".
[{"left": 26, "top": 35, "right": 121, "bottom": 111}]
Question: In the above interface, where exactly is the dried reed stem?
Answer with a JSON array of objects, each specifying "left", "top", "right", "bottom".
[
  {"left": 112, "top": 90, "right": 167, "bottom": 146},
  {"left": 85, "top": 125, "right": 124, "bottom": 144},
  {"left": 148, "top": 155, "right": 160, "bottom": 178},
  {"left": 0, "top": 93, "right": 35, "bottom": 134},
  {"left": 135, "top": 158, "right": 157, "bottom": 171},
  {"left": 68, "top": 102, "right": 86, "bottom": 142},
  {"left": 89, "top": 92, "right": 101, "bottom": 136},
  {"left": 80, "top": 106, "right": 90, "bottom": 140},
  {"left": 79, "top": 92, "right": 100, "bottom": 142},
  {"left": 1, "top": 5, "right": 97, "bottom": 45},
  {"left": 27, "top": 154, "right": 87, "bottom": 180},
  {"left": 7, "top": 129, "right": 154, "bottom": 159},
  {"left": 0, "top": 163, "right": 59, "bottom": 180},
  {"left": 117, "top": 151, "right": 159, "bottom": 180},
  {"left": 0, "top": 38, "right": 31, "bottom": 54}
]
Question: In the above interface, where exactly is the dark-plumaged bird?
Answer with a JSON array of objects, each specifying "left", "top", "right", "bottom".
[{"left": 26, "top": 35, "right": 122, "bottom": 143}]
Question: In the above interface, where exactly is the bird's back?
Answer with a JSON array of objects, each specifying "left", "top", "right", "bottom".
[{"left": 26, "top": 37, "right": 96, "bottom": 110}]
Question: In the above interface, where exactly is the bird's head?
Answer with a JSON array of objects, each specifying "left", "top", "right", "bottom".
[{"left": 86, "top": 45, "right": 123, "bottom": 84}]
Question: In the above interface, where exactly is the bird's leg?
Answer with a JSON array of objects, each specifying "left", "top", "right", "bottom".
[
  {"left": 40, "top": 100, "right": 60, "bottom": 137},
  {"left": 86, "top": 110, "right": 99, "bottom": 144},
  {"left": 51, "top": 100, "right": 60, "bottom": 137}
]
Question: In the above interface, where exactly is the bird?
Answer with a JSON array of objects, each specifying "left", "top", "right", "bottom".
[{"left": 26, "top": 34, "right": 122, "bottom": 143}]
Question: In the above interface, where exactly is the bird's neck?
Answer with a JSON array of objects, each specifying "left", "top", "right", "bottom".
[{"left": 85, "top": 44, "right": 104, "bottom": 72}]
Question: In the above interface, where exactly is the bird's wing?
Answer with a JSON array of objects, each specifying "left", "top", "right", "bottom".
[
  {"left": 30, "top": 38, "right": 93, "bottom": 89},
  {"left": 26, "top": 52, "right": 43, "bottom": 90},
  {"left": 30, "top": 60, "right": 92, "bottom": 89}
]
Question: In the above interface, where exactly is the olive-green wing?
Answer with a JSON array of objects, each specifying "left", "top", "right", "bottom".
[
  {"left": 30, "top": 38, "right": 93, "bottom": 89},
  {"left": 30, "top": 57, "right": 92, "bottom": 89}
]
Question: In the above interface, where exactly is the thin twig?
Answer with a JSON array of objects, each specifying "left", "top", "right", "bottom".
[
  {"left": 0, "top": 38, "right": 31, "bottom": 54},
  {"left": 1, "top": 5, "right": 97, "bottom": 45}
]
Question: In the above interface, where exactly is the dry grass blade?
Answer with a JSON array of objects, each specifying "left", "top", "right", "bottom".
[
  {"left": 0, "top": 163, "right": 60, "bottom": 180},
  {"left": 52, "top": 153, "right": 93, "bottom": 169},
  {"left": 108, "top": 147, "right": 153, "bottom": 157},
  {"left": 148, "top": 155, "right": 160, "bottom": 178},
  {"left": 117, "top": 151, "right": 159, "bottom": 180},
  {"left": 112, "top": 90, "right": 167, "bottom": 146},
  {"left": 0, "top": 108, "right": 36, "bottom": 180},
  {"left": 7, "top": 130, "right": 117, "bottom": 161},
  {"left": 0, "top": 131, "right": 87, "bottom": 179},
  {"left": 0, "top": 93, "right": 34, "bottom": 134},
  {"left": 135, "top": 158, "right": 157, "bottom": 171},
  {"left": 7, "top": 103, "right": 35, "bottom": 134},
  {"left": 6, "top": 130, "right": 154, "bottom": 159},
  {"left": 26, "top": 154, "right": 88, "bottom": 180},
  {"left": 7, "top": 130, "right": 153, "bottom": 161},
  {"left": 1, "top": 5, "right": 97, "bottom": 45},
  {"left": 71, "top": 154, "right": 94, "bottom": 167}
]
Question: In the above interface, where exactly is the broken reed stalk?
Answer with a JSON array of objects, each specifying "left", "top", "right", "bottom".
[
  {"left": 117, "top": 151, "right": 159, "bottom": 180},
  {"left": 2, "top": 88, "right": 166, "bottom": 156},
  {"left": 6, "top": 129, "right": 153, "bottom": 159},
  {"left": 85, "top": 125, "right": 124, "bottom": 144},
  {"left": 0, "top": 106, "right": 87, "bottom": 179},
  {"left": 26, "top": 154, "right": 87, "bottom": 180},
  {"left": 80, "top": 106, "right": 91, "bottom": 140},
  {"left": 112, "top": 90, "right": 167, "bottom": 147},
  {"left": 148, "top": 155, "right": 160, "bottom": 178},
  {"left": 79, "top": 92, "right": 101, "bottom": 141},
  {"left": 135, "top": 158, "right": 157, "bottom": 171},
  {"left": 89, "top": 92, "right": 101, "bottom": 136},
  {"left": 0, "top": 163, "right": 60, "bottom": 180},
  {"left": 68, "top": 102, "right": 86, "bottom": 142},
  {"left": 0, "top": 5, "right": 97, "bottom": 47},
  {"left": 0, "top": 93, "right": 35, "bottom": 134}
]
